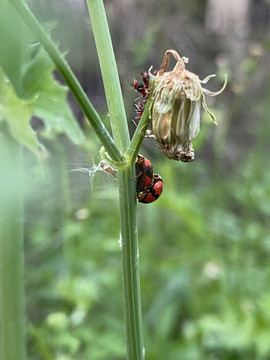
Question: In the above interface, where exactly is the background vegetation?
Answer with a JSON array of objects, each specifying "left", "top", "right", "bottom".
[{"left": 5, "top": 0, "right": 270, "bottom": 359}]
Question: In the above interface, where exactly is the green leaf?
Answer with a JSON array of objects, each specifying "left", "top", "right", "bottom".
[
  {"left": 0, "top": 69, "right": 39, "bottom": 156},
  {"left": 22, "top": 48, "right": 85, "bottom": 144}
]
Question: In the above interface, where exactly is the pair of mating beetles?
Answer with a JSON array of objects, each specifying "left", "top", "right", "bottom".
[
  {"left": 131, "top": 72, "right": 163, "bottom": 204},
  {"left": 101, "top": 154, "right": 163, "bottom": 204},
  {"left": 135, "top": 154, "right": 163, "bottom": 204}
]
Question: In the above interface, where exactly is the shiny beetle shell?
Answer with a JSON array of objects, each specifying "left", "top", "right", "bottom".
[
  {"left": 137, "top": 174, "right": 163, "bottom": 204},
  {"left": 135, "top": 154, "right": 153, "bottom": 193}
]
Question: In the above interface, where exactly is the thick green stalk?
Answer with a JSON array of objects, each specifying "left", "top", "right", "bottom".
[
  {"left": 118, "top": 168, "right": 145, "bottom": 360},
  {"left": 9, "top": 0, "right": 124, "bottom": 163},
  {"left": 0, "top": 127, "right": 26, "bottom": 360},
  {"left": 86, "top": 0, "right": 130, "bottom": 152}
]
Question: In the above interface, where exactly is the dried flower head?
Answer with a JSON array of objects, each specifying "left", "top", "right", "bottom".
[{"left": 149, "top": 49, "right": 227, "bottom": 162}]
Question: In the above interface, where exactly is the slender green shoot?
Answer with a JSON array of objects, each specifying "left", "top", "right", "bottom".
[
  {"left": 125, "top": 97, "right": 152, "bottom": 162},
  {"left": 118, "top": 169, "right": 145, "bottom": 360}
]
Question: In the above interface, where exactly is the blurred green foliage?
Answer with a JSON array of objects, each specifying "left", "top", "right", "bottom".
[
  {"left": 11, "top": 0, "right": 270, "bottom": 359},
  {"left": 24, "top": 117, "right": 270, "bottom": 360}
]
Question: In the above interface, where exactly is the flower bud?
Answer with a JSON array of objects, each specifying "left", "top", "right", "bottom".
[{"left": 149, "top": 50, "right": 226, "bottom": 162}]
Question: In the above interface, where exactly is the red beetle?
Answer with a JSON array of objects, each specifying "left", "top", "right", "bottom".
[
  {"left": 141, "top": 72, "right": 150, "bottom": 89},
  {"left": 131, "top": 79, "right": 148, "bottom": 98},
  {"left": 137, "top": 174, "right": 163, "bottom": 204},
  {"left": 133, "top": 100, "right": 145, "bottom": 122},
  {"left": 131, "top": 72, "right": 151, "bottom": 123},
  {"left": 135, "top": 155, "right": 163, "bottom": 204},
  {"left": 135, "top": 154, "right": 153, "bottom": 193}
]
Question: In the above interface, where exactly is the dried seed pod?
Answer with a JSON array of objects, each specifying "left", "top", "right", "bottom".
[{"left": 149, "top": 49, "right": 227, "bottom": 162}]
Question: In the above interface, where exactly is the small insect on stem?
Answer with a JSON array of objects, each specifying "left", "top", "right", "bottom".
[
  {"left": 135, "top": 154, "right": 163, "bottom": 204},
  {"left": 136, "top": 174, "right": 163, "bottom": 204},
  {"left": 131, "top": 71, "right": 156, "bottom": 124},
  {"left": 131, "top": 80, "right": 148, "bottom": 98},
  {"left": 100, "top": 160, "right": 118, "bottom": 179},
  {"left": 135, "top": 154, "right": 154, "bottom": 193}
]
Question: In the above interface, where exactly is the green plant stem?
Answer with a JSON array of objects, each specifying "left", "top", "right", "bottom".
[
  {"left": 0, "top": 126, "right": 26, "bottom": 360},
  {"left": 118, "top": 168, "right": 145, "bottom": 360},
  {"left": 87, "top": 2, "right": 145, "bottom": 358},
  {"left": 86, "top": 0, "right": 130, "bottom": 152},
  {"left": 9, "top": 0, "right": 124, "bottom": 163},
  {"left": 125, "top": 98, "right": 152, "bottom": 162}
]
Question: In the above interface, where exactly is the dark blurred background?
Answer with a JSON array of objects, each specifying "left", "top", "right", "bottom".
[{"left": 24, "top": 1, "right": 270, "bottom": 359}]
